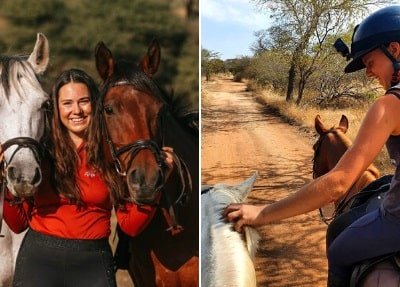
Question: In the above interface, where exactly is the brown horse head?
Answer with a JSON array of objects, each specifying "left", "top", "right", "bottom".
[
  {"left": 95, "top": 40, "right": 167, "bottom": 204},
  {"left": 313, "top": 114, "right": 350, "bottom": 178},
  {"left": 313, "top": 114, "right": 380, "bottom": 210}
]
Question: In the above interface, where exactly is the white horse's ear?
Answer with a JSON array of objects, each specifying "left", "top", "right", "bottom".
[
  {"left": 234, "top": 172, "right": 258, "bottom": 201},
  {"left": 28, "top": 33, "right": 49, "bottom": 75}
]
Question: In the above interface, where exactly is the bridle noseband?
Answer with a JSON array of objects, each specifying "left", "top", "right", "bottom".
[{"left": 1, "top": 137, "right": 43, "bottom": 166}]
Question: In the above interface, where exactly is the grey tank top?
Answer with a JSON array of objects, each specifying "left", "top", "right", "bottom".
[{"left": 382, "top": 84, "right": 400, "bottom": 216}]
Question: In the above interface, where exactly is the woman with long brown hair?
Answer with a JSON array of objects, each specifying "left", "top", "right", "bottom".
[{"left": 3, "top": 68, "right": 173, "bottom": 287}]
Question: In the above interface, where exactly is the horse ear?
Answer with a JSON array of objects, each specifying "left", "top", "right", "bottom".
[
  {"left": 234, "top": 172, "right": 258, "bottom": 202},
  {"left": 28, "top": 33, "right": 49, "bottom": 75},
  {"left": 95, "top": 42, "right": 114, "bottom": 81},
  {"left": 139, "top": 39, "right": 161, "bottom": 78},
  {"left": 338, "top": 115, "right": 348, "bottom": 133},
  {"left": 315, "top": 115, "right": 328, "bottom": 135}
]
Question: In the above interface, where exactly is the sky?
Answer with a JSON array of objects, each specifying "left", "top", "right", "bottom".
[{"left": 201, "top": 0, "right": 272, "bottom": 60}]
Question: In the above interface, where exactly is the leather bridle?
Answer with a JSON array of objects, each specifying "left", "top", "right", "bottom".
[
  {"left": 0, "top": 136, "right": 43, "bottom": 237},
  {"left": 100, "top": 79, "right": 192, "bottom": 234}
]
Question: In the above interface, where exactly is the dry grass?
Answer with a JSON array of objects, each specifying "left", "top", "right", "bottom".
[{"left": 251, "top": 84, "right": 393, "bottom": 176}]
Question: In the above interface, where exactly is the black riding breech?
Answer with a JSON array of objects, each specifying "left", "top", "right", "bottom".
[{"left": 12, "top": 229, "right": 117, "bottom": 287}]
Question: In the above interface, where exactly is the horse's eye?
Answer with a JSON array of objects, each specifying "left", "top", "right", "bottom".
[
  {"left": 41, "top": 100, "right": 52, "bottom": 111},
  {"left": 104, "top": 105, "right": 114, "bottom": 115},
  {"left": 17, "top": 73, "right": 23, "bottom": 80}
]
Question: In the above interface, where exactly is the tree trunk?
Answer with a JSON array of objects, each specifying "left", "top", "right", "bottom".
[
  {"left": 296, "top": 78, "right": 305, "bottom": 105},
  {"left": 286, "top": 64, "right": 295, "bottom": 102}
]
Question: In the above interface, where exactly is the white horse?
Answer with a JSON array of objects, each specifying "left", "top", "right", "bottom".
[
  {"left": 0, "top": 33, "right": 49, "bottom": 287},
  {"left": 201, "top": 173, "right": 260, "bottom": 287}
]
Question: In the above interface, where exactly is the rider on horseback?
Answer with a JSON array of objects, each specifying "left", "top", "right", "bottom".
[{"left": 225, "top": 5, "right": 400, "bottom": 287}]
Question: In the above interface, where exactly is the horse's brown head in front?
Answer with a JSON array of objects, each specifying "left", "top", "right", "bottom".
[
  {"left": 313, "top": 114, "right": 350, "bottom": 179},
  {"left": 95, "top": 40, "right": 167, "bottom": 205}
]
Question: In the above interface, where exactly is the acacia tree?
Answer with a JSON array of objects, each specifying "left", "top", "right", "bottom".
[
  {"left": 201, "top": 48, "right": 222, "bottom": 81},
  {"left": 252, "top": 0, "right": 393, "bottom": 104}
]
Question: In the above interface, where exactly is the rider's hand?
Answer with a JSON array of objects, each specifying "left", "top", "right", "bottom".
[
  {"left": 161, "top": 146, "right": 174, "bottom": 179},
  {"left": 224, "top": 203, "right": 266, "bottom": 232}
]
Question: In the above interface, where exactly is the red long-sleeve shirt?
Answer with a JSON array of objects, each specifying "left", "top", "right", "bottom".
[{"left": 3, "top": 144, "right": 155, "bottom": 239}]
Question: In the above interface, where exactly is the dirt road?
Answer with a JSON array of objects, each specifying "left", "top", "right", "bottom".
[{"left": 202, "top": 76, "right": 328, "bottom": 287}]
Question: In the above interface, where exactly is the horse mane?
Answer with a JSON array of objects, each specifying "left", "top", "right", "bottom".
[
  {"left": 207, "top": 184, "right": 260, "bottom": 257},
  {"left": 201, "top": 185, "right": 259, "bottom": 287},
  {"left": 0, "top": 55, "right": 40, "bottom": 100}
]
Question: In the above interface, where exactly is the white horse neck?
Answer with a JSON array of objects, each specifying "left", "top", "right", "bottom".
[{"left": 201, "top": 185, "right": 259, "bottom": 287}]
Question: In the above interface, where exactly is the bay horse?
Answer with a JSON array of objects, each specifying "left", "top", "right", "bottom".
[
  {"left": 313, "top": 114, "right": 380, "bottom": 222},
  {"left": 201, "top": 173, "right": 260, "bottom": 287},
  {"left": 0, "top": 33, "right": 50, "bottom": 287},
  {"left": 313, "top": 115, "right": 400, "bottom": 287},
  {"left": 94, "top": 40, "right": 198, "bottom": 286}
]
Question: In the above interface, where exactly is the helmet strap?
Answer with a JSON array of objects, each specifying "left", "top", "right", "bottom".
[{"left": 380, "top": 45, "right": 400, "bottom": 86}]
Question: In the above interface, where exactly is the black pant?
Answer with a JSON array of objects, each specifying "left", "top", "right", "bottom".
[{"left": 13, "top": 229, "right": 116, "bottom": 287}]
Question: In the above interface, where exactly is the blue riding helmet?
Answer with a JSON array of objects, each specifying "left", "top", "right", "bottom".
[{"left": 335, "top": 6, "right": 400, "bottom": 74}]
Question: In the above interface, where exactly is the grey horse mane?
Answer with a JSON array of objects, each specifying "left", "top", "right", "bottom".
[{"left": 0, "top": 55, "right": 39, "bottom": 100}]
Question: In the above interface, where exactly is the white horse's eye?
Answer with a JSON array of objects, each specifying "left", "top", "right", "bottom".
[
  {"left": 41, "top": 100, "right": 52, "bottom": 111},
  {"left": 17, "top": 73, "right": 23, "bottom": 80}
]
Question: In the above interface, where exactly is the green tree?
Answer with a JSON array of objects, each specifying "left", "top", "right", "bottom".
[
  {"left": 252, "top": 0, "right": 393, "bottom": 104},
  {"left": 225, "top": 57, "right": 252, "bottom": 82},
  {"left": 0, "top": 0, "right": 198, "bottom": 110},
  {"left": 201, "top": 48, "right": 221, "bottom": 81}
]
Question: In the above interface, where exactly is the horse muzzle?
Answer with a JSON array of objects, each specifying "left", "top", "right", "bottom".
[
  {"left": 127, "top": 167, "right": 163, "bottom": 205},
  {"left": 6, "top": 164, "right": 41, "bottom": 197}
]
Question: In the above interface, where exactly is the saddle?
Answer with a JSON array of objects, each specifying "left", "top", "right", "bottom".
[
  {"left": 327, "top": 175, "right": 400, "bottom": 287},
  {"left": 326, "top": 175, "right": 392, "bottom": 247},
  {"left": 350, "top": 253, "right": 400, "bottom": 287}
]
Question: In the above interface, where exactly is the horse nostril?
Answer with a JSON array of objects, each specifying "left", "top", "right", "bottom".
[
  {"left": 7, "top": 166, "right": 16, "bottom": 181},
  {"left": 31, "top": 167, "right": 41, "bottom": 185},
  {"left": 128, "top": 168, "right": 140, "bottom": 185}
]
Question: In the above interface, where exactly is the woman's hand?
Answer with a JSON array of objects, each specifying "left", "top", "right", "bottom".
[
  {"left": 224, "top": 203, "right": 266, "bottom": 232},
  {"left": 161, "top": 146, "right": 174, "bottom": 179}
]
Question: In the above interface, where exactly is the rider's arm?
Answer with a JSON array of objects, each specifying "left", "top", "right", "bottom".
[
  {"left": 3, "top": 191, "right": 30, "bottom": 233},
  {"left": 226, "top": 94, "right": 400, "bottom": 229}
]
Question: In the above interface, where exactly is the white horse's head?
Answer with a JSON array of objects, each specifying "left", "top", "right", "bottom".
[
  {"left": 201, "top": 172, "right": 260, "bottom": 287},
  {"left": 0, "top": 33, "right": 49, "bottom": 197}
]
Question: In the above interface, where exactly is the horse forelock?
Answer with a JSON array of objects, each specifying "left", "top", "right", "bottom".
[
  {"left": 0, "top": 54, "right": 48, "bottom": 146},
  {"left": 0, "top": 55, "right": 43, "bottom": 102}
]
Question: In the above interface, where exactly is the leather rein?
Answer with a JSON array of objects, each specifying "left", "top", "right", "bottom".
[{"left": 101, "top": 80, "right": 192, "bottom": 235}]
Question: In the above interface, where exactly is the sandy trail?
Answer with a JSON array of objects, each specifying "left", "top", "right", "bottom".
[{"left": 202, "top": 76, "right": 328, "bottom": 287}]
